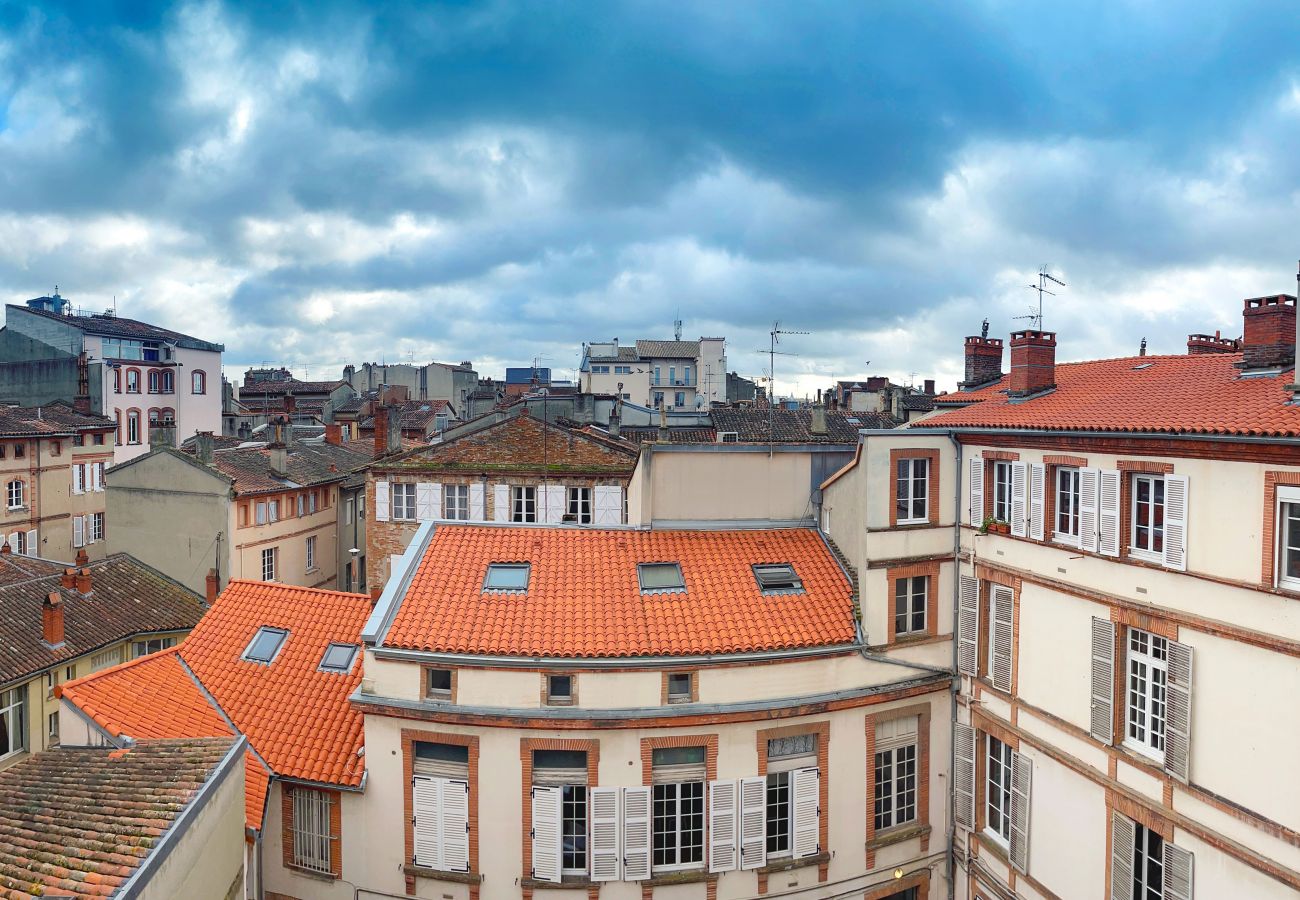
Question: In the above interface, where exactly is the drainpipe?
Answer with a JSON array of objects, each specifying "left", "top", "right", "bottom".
[{"left": 946, "top": 430, "right": 961, "bottom": 900}]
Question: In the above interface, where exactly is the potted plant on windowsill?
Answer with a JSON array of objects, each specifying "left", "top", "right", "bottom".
[
  {"left": 991, "top": 519, "right": 1010, "bottom": 534},
  {"left": 979, "top": 515, "right": 995, "bottom": 535}
]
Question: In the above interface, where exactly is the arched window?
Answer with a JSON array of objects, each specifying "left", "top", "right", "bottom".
[
  {"left": 148, "top": 370, "right": 160, "bottom": 394},
  {"left": 126, "top": 369, "right": 141, "bottom": 394},
  {"left": 127, "top": 410, "right": 141, "bottom": 445},
  {"left": 161, "top": 407, "right": 176, "bottom": 424},
  {"left": 113, "top": 369, "right": 121, "bottom": 394},
  {"left": 6, "top": 480, "right": 23, "bottom": 510},
  {"left": 114, "top": 410, "right": 122, "bottom": 446},
  {"left": 148, "top": 408, "right": 160, "bottom": 425},
  {"left": 161, "top": 370, "right": 174, "bottom": 394},
  {"left": 192, "top": 370, "right": 206, "bottom": 394}
]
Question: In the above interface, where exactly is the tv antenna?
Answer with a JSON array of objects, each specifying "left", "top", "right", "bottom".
[
  {"left": 1016, "top": 266, "right": 1065, "bottom": 330},
  {"left": 755, "top": 321, "right": 810, "bottom": 453},
  {"left": 674, "top": 313, "right": 682, "bottom": 342}
]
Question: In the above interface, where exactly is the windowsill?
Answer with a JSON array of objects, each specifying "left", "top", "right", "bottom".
[
  {"left": 892, "top": 631, "right": 935, "bottom": 646},
  {"left": 1119, "top": 739, "right": 1166, "bottom": 770},
  {"left": 406, "top": 864, "right": 482, "bottom": 885},
  {"left": 285, "top": 863, "right": 338, "bottom": 882},
  {"left": 305, "top": 567, "right": 319, "bottom": 575},
  {"left": 757, "top": 850, "right": 830, "bottom": 874},
  {"left": 1129, "top": 548, "right": 1162, "bottom": 565},
  {"left": 1052, "top": 533, "right": 1081, "bottom": 547},
  {"left": 976, "top": 831, "right": 1011, "bottom": 865},
  {"left": 867, "top": 823, "right": 930, "bottom": 851},
  {"left": 644, "top": 868, "right": 714, "bottom": 886},
  {"left": 895, "top": 518, "right": 930, "bottom": 528},
  {"left": 521, "top": 876, "right": 593, "bottom": 889}
]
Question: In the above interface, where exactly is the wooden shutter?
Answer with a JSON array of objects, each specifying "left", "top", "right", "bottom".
[
  {"left": 954, "top": 722, "right": 976, "bottom": 830},
  {"left": 791, "top": 767, "right": 820, "bottom": 859},
  {"left": 739, "top": 776, "right": 766, "bottom": 870},
  {"left": 969, "top": 457, "right": 984, "bottom": 525},
  {"left": 707, "top": 779, "right": 738, "bottom": 873},
  {"left": 530, "top": 785, "right": 562, "bottom": 883},
  {"left": 374, "top": 481, "right": 390, "bottom": 522},
  {"left": 1163, "top": 474, "right": 1189, "bottom": 571},
  {"left": 1079, "top": 467, "right": 1100, "bottom": 553},
  {"left": 1028, "top": 463, "right": 1046, "bottom": 540},
  {"left": 492, "top": 485, "right": 509, "bottom": 523},
  {"left": 469, "top": 483, "right": 485, "bottom": 521},
  {"left": 1163, "top": 842, "right": 1195, "bottom": 900},
  {"left": 6, "top": 534, "right": 16, "bottom": 553},
  {"left": 72, "top": 464, "right": 83, "bottom": 495},
  {"left": 1009, "top": 750, "right": 1032, "bottom": 874},
  {"left": 25, "top": 529, "right": 36, "bottom": 556},
  {"left": 1098, "top": 469, "right": 1121, "bottom": 557},
  {"left": 593, "top": 486, "right": 622, "bottom": 524},
  {"left": 1089, "top": 617, "right": 1116, "bottom": 744},
  {"left": 1010, "top": 462, "right": 1028, "bottom": 537},
  {"left": 990, "top": 584, "right": 1014, "bottom": 692},
  {"left": 543, "top": 485, "right": 565, "bottom": 523},
  {"left": 621, "top": 786, "right": 652, "bottom": 881},
  {"left": 72, "top": 516, "right": 84, "bottom": 549},
  {"left": 1109, "top": 811, "right": 1136, "bottom": 900},
  {"left": 412, "top": 775, "right": 443, "bottom": 869},
  {"left": 442, "top": 778, "right": 470, "bottom": 872},
  {"left": 1165, "top": 639, "right": 1194, "bottom": 782},
  {"left": 589, "top": 786, "right": 622, "bottom": 881},
  {"left": 415, "top": 483, "right": 437, "bottom": 520},
  {"left": 957, "top": 574, "right": 980, "bottom": 677},
  {"left": 93, "top": 462, "right": 103, "bottom": 491}
]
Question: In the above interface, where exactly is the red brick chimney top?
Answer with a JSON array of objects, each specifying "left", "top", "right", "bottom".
[
  {"left": 1239, "top": 294, "right": 1296, "bottom": 370},
  {"left": 324, "top": 424, "right": 343, "bottom": 446},
  {"left": 75, "top": 549, "right": 89, "bottom": 567},
  {"left": 205, "top": 568, "right": 219, "bottom": 605},
  {"left": 1008, "top": 330, "right": 1057, "bottom": 398},
  {"left": 74, "top": 567, "right": 92, "bottom": 595},
  {"left": 60, "top": 567, "right": 76, "bottom": 589},
  {"left": 42, "top": 592, "right": 64, "bottom": 647}
]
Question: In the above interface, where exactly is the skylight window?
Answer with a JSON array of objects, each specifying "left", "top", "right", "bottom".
[
  {"left": 846, "top": 417, "right": 861, "bottom": 425},
  {"left": 243, "top": 627, "right": 288, "bottom": 664},
  {"left": 484, "top": 563, "right": 530, "bottom": 591},
  {"left": 753, "top": 564, "right": 803, "bottom": 594},
  {"left": 1132, "top": 363, "right": 1154, "bottom": 370},
  {"left": 638, "top": 562, "right": 685, "bottom": 592},
  {"left": 319, "top": 642, "right": 359, "bottom": 674}
]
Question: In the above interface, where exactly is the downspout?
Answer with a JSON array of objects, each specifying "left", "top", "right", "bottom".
[{"left": 946, "top": 430, "right": 961, "bottom": 900}]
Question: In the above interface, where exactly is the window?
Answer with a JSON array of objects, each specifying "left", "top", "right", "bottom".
[
  {"left": 874, "top": 716, "right": 919, "bottom": 832},
  {"left": 896, "top": 457, "right": 929, "bottom": 524},
  {"left": 1131, "top": 474, "right": 1166, "bottom": 560},
  {"left": 127, "top": 410, "right": 140, "bottom": 445},
  {"left": 90, "top": 646, "right": 123, "bottom": 671},
  {"left": 753, "top": 563, "right": 802, "bottom": 593},
  {"left": 6, "top": 480, "right": 22, "bottom": 510},
  {"left": 161, "top": 370, "right": 174, "bottom": 393},
  {"left": 267, "top": 499, "right": 279, "bottom": 523},
  {"left": 592, "top": 365, "right": 610, "bottom": 374},
  {"left": 653, "top": 391, "right": 664, "bottom": 407},
  {"left": 309, "top": 491, "right": 318, "bottom": 513},
  {"left": 1278, "top": 485, "right": 1300, "bottom": 589},
  {"left": 261, "top": 547, "right": 277, "bottom": 582},
  {"left": 126, "top": 369, "right": 140, "bottom": 393},
  {"left": 319, "top": 642, "right": 358, "bottom": 673},
  {"left": 992, "top": 460, "right": 1012, "bottom": 522},
  {"left": 566, "top": 487, "right": 592, "bottom": 524},
  {"left": 894, "top": 575, "right": 927, "bottom": 636},
  {"left": 94, "top": 433, "right": 105, "bottom": 446},
  {"left": 255, "top": 501, "right": 268, "bottom": 525},
  {"left": 443, "top": 484, "right": 469, "bottom": 520},
  {"left": 392, "top": 483, "right": 417, "bottom": 521},
  {"left": 289, "top": 786, "right": 336, "bottom": 875},
  {"left": 484, "top": 562, "right": 530, "bottom": 591},
  {"left": 511, "top": 486, "right": 537, "bottom": 523},
  {"left": 91, "top": 512, "right": 105, "bottom": 543},
  {"left": 192, "top": 370, "right": 206, "bottom": 394},
  {"left": 546, "top": 674, "right": 574, "bottom": 705},
  {"left": 243, "top": 626, "right": 288, "bottom": 663},
  {"left": 764, "top": 734, "right": 817, "bottom": 858},
  {"left": 148, "top": 370, "right": 159, "bottom": 393},
  {"left": 1132, "top": 822, "right": 1164, "bottom": 900},
  {"left": 132, "top": 636, "right": 175, "bottom": 658},
  {"left": 426, "top": 668, "right": 453, "bottom": 699},
  {"left": 985, "top": 735, "right": 1013, "bottom": 845},
  {"left": 113, "top": 369, "right": 121, "bottom": 393},
  {"left": 344, "top": 496, "right": 355, "bottom": 524},
  {"left": 638, "top": 562, "right": 685, "bottom": 592},
  {"left": 717, "top": 431, "right": 739, "bottom": 443},
  {"left": 666, "top": 672, "right": 693, "bottom": 704},
  {"left": 615, "top": 365, "right": 632, "bottom": 374},
  {"left": 50, "top": 440, "right": 61, "bottom": 457},
  {"left": 13, "top": 531, "right": 28, "bottom": 556},
  {"left": 306, "top": 535, "right": 317, "bottom": 571},
  {"left": 1055, "top": 466, "right": 1081, "bottom": 542},
  {"left": 413, "top": 742, "right": 471, "bottom": 872},
  {"left": 533, "top": 749, "right": 589, "bottom": 877},
  {"left": 1126, "top": 628, "right": 1168, "bottom": 762},
  {"left": 675, "top": 392, "right": 685, "bottom": 407},
  {"left": 48, "top": 712, "right": 58, "bottom": 743},
  {"left": 653, "top": 367, "right": 661, "bottom": 385},
  {"left": 0, "top": 686, "right": 26, "bottom": 760},
  {"left": 651, "top": 747, "right": 705, "bottom": 871},
  {"left": 297, "top": 494, "right": 305, "bottom": 517},
  {"left": 12, "top": 443, "right": 22, "bottom": 459}
]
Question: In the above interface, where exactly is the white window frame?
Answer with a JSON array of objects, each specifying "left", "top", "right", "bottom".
[
  {"left": 392, "top": 483, "right": 417, "bottom": 521},
  {"left": 512, "top": 486, "right": 537, "bottom": 523},
  {"left": 1130, "top": 473, "right": 1166, "bottom": 563},
  {"left": 443, "top": 484, "right": 469, "bottom": 520},
  {"left": 1276, "top": 486, "right": 1300, "bottom": 590},
  {"left": 255, "top": 501, "right": 267, "bottom": 526},
  {"left": 1054, "top": 466, "right": 1081, "bottom": 544},
  {"left": 984, "top": 734, "right": 1012, "bottom": 847},
  {"left": 127, "top": 411, "right": 140, "bottom": 445},
  {"left": 764, "top": 734, "right": 816, "bottom": 860},
  {"left": 992, "top": 460, "right": 1012, "bottom": 522},
  {"left": 306, "top": 535, "right": 317, "bottom": 572},
  {"left": 0, "top": 686, "right": 26, "bottom": 761},
  {"left": 262, "top": 547, "right": 277, "bottom": 582},
  {"left": 1125, "top": 627, "right": 1168, "bottom": 764},
  {"left": 652, "top": 780, "right": 705, "bottom": 872},
  {"left": 895, "top": 457, "right": 929, "bottom": 525},
  {"left": 894, "top": 574, "right": 927, "bottom": 636},
  {"left": 560, "top": 784, "right": 589, "bottom": 876},
  {"left": 5, "top": 480, "right": 22, "bottom": 510},
  {"left": 873, "top": 718, "right": 919, "bottom": 833},
  {"left": 90, "top": 512, "right": 105, "bottom": 543},
  {"left": 268, "top": 499, "right": 279, "bottom": 523},
  {"left": 1133, "top": 821, "right": 1165, "bottom": 900},
  {"left": 290, "top": 786, "right": 335, "bottom": 875},
  {"left": 567, "top": 487, "right": 592, "bottom": 524}
]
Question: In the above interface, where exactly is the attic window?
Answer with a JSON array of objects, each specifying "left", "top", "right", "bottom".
[
  {"left": 1132, "top": 363, "right": 1154, "bottom": 370},
  {"left": 717, "top": 431, "right": 739, "bottom": 443},
  {"left": 638, "top": 562, "right": 685, "bottom": 593},
  {"left": 846, "top": 417, "right": 862, "bottom": 425},
  {"left": 319, "top": 642, "right": 358, "bottom": 674},
  {"left": 243, "top": 627, "right": 288, "bottom": 664},
  {"left": 484, "top": 563, "right": 530, "bottom": 592},
  {"left": 753, "top": 564, "right": 803, "bottom": 594}
]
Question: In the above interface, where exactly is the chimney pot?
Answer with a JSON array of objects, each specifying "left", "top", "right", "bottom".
[
  {"left": 1008, "top": 330, "right": 1057, "bottom": 398},
  {"left": 74, "top": 567, "right": 91, "bottom": 595},
  {"left": 74, "top": 549, "right": 88, "bottom": 567},
  {"left": 1239, "top": 294, "right": 1296, "bottom": 370},
  {"left": 42, "top": 592, "right": 64, "bottom": 647},
  {"left": 961, "top": 335, "right": 1004, "bottom": 390},
  {"left": 1187, "top": 333, "right": 1240, "bottom": 355},
  {"left": 61, "top": 567, "right": 76, "bottom": 589}
]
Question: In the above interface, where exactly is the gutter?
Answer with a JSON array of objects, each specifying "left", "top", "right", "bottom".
[
  {"left": 369, "top": 642, "right": 862, "bottom": 669},
  {"left": 946, "top": 430, "right": 961, "bottom": 900},
  {"left": 867, "top": 425, "right": 1300, "bottom": 446}
]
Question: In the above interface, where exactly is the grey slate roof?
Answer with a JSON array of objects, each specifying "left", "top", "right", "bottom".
[
  {"left": 711, "top": 408, "right": 896, "bottom": 442},
  {"left": 9, "top": 304, "right": 224, "bottom": 352}
]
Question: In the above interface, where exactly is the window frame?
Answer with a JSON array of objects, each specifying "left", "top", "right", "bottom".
[
  {"left": 483, "top": 562, "right": 530, "bottom": 592},
  {"left": 566, "top": 486, "right": 592, "bottom": 524},
  {"left": 894, "top": 574, "right": 928, "bottom": 637},
  {"left": 1130, "top": 473, "right": 1167, "bottom": 562},
  {"left": 1132, "top": 821, "right": 1166, "bottom": 900},
  {"left": 638, "top": 562, "right": 686, "bottom": 593},
  {"left": 1124, "top": 627, "right": 1168, "bottom": 764},
  {"left": 261, "top": 546, "right": 277, "bottom": 582},
  {"left": 126, "top": 410, "right": 141, "bottom": 445},
  {"left": 511, "top": 485, "right": 537, "bottom": 523},
  {"left": 0, "top": 686, "right": 27, "bottom": 762},
  {"left": 192, "top": 370, "right": 206, "bottom": 394},
  {"left": 443, "top": 484, "right": 469, "bottom": 521},
  {"left": 288, "top": 785, "right": 337, "bottom": 876},
  {"left": 894, "top": 455, "right": 931, "bottom": 525},
  {"left": 1276, "top": 485, "right": 1300, "bottom": 591},
  {"left": 1054, "top": 466, "right": 1082, "bottom": 544},
  {"left": 992, "top": 460, "right": 1012, "bottom": 523},
  {"left": 545, "top": 673, "right": 575, "bottom": 706},
  {"left": 752, "top": 563, "right": 804, "bottom": 594},
  {"left": 665, "top": 672, "right": 694, "bottom": 704},
  {"left": 243, "top": 626, "right": 288, "bottom": 664},
  {"left": 6, "top": 479, "right": 23, "bottom": 510},
  {"left": 306, "top": 535, "right": 317, "bottom": 572},
  {"left": 392, "top": 483, "right": 417, "bottom": 521},
  {"left": 652, "top": 775, "right": 705, "bottom": 872},
  {"left": 984, "top": 734, "right": 1013, "bottom": 847},
  {"left": 126, "top": 368, "right": 140, "bottom": 393},
  {"left": 873, "top": 732, "right": 918, "bottom": 834},
  {"left": 425, "top": 667, "right": 454, "bottom": 700},
  {"left": 319, "top": 642, "right": 359, "bottom": 674}
]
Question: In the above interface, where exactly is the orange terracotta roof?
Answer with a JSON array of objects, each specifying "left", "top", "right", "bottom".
[
  {"left": 381, "top": 526, "right": 855, "bottom": 657},
  {"left": 923, "top": 353, "right": 1300, "bottom": 436}
]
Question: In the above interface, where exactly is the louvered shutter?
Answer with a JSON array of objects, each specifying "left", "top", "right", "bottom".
[
  {"left": 1009, "top": 751, "right": 1032, "bottom": 874},
  {"left": 1165, "top": 639, "right": 1194, "bottom": 782},
  {"left": 589, "top": 787, "right": 621, "bottom": 881},
  {"left": 791, "top": 767, "right": 820, "bottom": 859},
  {"left": 1098, "top": 469, "right": 1121, "bottom": 557},
  {"left": 72, "top": 464, "right": 83, "bottom": 495},
  {"left": 621, "top": 786, "right": 652, "bottom": 881},
  {"left": 990, "top": 585, "right": 1014, "bottom": 692},
  {"left": 72, "top": 516, "right": 84, "bottom": 549},
  {"left": 412, "top": 775, "right": 442, "bottom": 869},
  {"left": 93, "top": 462, "right": 103, "bottom": 491},
  {"left": 954, "top": 722, "right": 976, "bottom": 829},
  {"left": 1079, "top": 467, "right": 1100, "bottom": 552},
  {"left": 6, "top": 534, "right": 16, "bottom": 553},
  {"left": 739, "top": 776, "right": 766, "bottom": 870},
  {"left": 957, "top": 574, "right": 980, "bottom": 677},
  {"left": 493, "top": 485, "right": 509, "bottom": 522},
  {"left": 969, "top": 457, "right": 984, "bottom": 525},
  {"left": 1163, "top": 842, "right": 1194, "bottom": 900},
  {"left": 415, "top": 483, "right": 436, "bottom": 520},
  {"left": 469, "top": 482, "right": 485, "bottom": 520},
  {"left": 374, "top": 481, "right": 390, "bottom": 522},
  {"left": 1163, "top": 474, "right": 1189, "bottom": 571},
  {"left": 593, "top": 486, "right": 622, "bottom": 524},
  {"left": 707, "top": 780, "right": 738, "bottom": 873},
  {"left": 1010, "top": 462, "right": 1028, "bottom": 537},
  {"left": 530, "top": 786, "right": 562, "bottom": 883},
  {"left": 543, "top": 485, "right": 565, "bottom": 523},
  {"left": 442, "top": 778, "right": 470, "bottom": 872},
  {"left": 1089, "top": 617, "right": 1116, "bottom": 744},
  {"left": 1028, "top": 463, "right": 1046, "bottom": 540},
  {"left": 1110, "top": 812, "right": 1136, "bottom": 900},
  {"left": 25, "top": 529, "right": 36, "bottom": 556}
]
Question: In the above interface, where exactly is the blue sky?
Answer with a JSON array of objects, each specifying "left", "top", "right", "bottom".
[{"left": 1, "top": 1, "right": 1299, "bottom": 395}]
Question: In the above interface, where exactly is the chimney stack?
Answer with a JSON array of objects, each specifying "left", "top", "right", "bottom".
[
  {"left": 1239, "top": 294, "right": 1296, "bottom": 370},
  {"left": 42, "top": 592, "right": 64, "bottom": 647},
  {"left": 284, "top": 393, "right": 297, "bottom": 415},
  {"left": 74, "top": 567, "right": 91, "bottom": 595},
  {"left": 810, "top": 401, "right": 828, "bottom": 436},
  {"left": 1187, "top": 331, "right": 1240, "bottom": 355},
  {"left": 923, "top": 378, "right": 935, "bottom": 396},
  {"left": 658, "top": 403, "right": 668, "bottom": 442},
  {"left": 961, "top": 336, "right": 1004, "bottom": 390},
  {"left": 269, "top": 444, "right": 289, "bottom": 478},
  {"left": 324, "top": 423, "right": 343, "bottom": 446},
  {"left": 149, "top": 424, "right": 176, "bottom": 450},
  {"left": 373, "top": 406, "right": 388, "bottom": 458},
  {"left": 75, "top": 549, "right": 88, "bottom": 567},
  {"left": 387, "top": 407, "right": 403, "bottom": 454},
  {"left": 1008, "top": 330, "right": 1057, "bottom": 398},
  {"left": 205, "top": 568, "right": 219, "bottom": 604},
  {"left": 60, "top": 567, "right": 76, "bottom": 589},
  {"left": 195, "top": 431, "right": 215, "bottom": 465}
]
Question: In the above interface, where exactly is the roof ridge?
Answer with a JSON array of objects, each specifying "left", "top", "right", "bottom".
[
  {"left": 224, "top": 578, "right": 374, "bottom": 602},
  {"left": 62, "top": 644, "right": 183, "bottom": 693}
]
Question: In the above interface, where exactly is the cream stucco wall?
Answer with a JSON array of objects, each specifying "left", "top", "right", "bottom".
[
  {"left": 630, "top": 448, "right": 829, "bottom": 526},
  {"left": 229, "top": 485, "right": 341, "bottom": 590}
]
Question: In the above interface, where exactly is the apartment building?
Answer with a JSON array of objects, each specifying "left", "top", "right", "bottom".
[
  {"left": 345, "top": 360, "right": 479, "bottom": 410},
  {"left": 238, "top": 371, "right": 356, "bottom": 424},
  {"left": 581, "top": 337, "right": 728, "bottom": 408}
]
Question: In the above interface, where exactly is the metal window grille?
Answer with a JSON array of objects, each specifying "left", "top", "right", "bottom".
[{"left": 291, "top": 788, "right": 335, "bottom": 874}]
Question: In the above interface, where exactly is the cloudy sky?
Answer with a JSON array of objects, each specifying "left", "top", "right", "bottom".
[{"left": 2, "top": 2, "right": 1299, "bottom": 396}]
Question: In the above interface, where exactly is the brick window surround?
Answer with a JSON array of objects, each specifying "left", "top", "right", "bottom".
[
  {"left": 755, "top": 721, "right": 830, "bottom": 892},
  {"left": 520, "top": 737, "right": 599, "bottom": 888},
  {"left": 402, "top": 728, "right": 480, "bottom": 893},
  {"left": 281, "top": 783, "right": 343, "bottom": 880},
  {"left": 864, "top": 703, "right": 931, "bottom": 869},
  {"left": 1104, "top": 610, "right": 1178, "bottom": 753},
  {"left": 889, "top": 448, "right": 941, "bottom": 527},
  {"left": 1103, "top": 792, "right": 1174, "bottom": 894},
  {"left": 885, "top": 561, "right": 940, "bottom": 644},
  {"left": 422, "top": 666, "right": 458, "bottom": 703},
  {"left": 980, "top": 452, "right": 1019, "bottom": 520},
  {"left": 1261, "top": 471, "right": 1300, "bottom": 589},
  {"left": 661, "top": 671, "right": 699, "bottom": 705},
  {"left": 1116, "top": 461, "right": 1175, "bottom": 560},
  {"left": 969, "top": 711, "right": 1019, "bottom": 839},
  {"left": 972, "top": 565, "right": 1022, "bottom": 696}
]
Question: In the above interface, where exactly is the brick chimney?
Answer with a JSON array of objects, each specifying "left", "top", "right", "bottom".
[
  {"left": 74, "top": 567, "right": 92, "bottom": 594},
  {"left": 205, "top": 568, "right": 219, "bottom": 604},
  {"left": 373, "top": 406, "right": 388, "bottom": 458},
  {"left": 284, "top": 393, "right": 297, "bottom": 415},
  {"left": 75, "top": 549, "right": 89, "bottom": 567},
  {"left": 1239, "top": 294, "right": 1296, "bottom": 370},
  {"left": 42, "top": 592, "right": 64, "bottom": 647},
  {"left": 923, "top": 378, "right": 935, "bottom": 395},
  {"left": 1008, "top": 330, "right": 1057, "bottom": 398},
  {"left": 60, "top": 567, "right": 77, "bottom": 589},
  {"left": 324, "top": 423, "right": 343, "bottom": 446},
  {"left": 195, "top": 431, "right": 215, "bottom": 465},
  {"left": 1187, "top": 331, "right": 1240, "bottom": 355},
  {"left": 961, "top": 336, "right": 1004, "bottom": 390}
]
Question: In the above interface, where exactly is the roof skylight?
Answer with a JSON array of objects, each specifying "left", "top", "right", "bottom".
[
  {"left": 243, "top": 626, "right": 288, "bottom": 664},
  {"left": 753, "top": 564, "right": 803, "bottom": 594},
  {"left": 484, "top": 563, "right": 530, "bottom": 591},
  {"left": 638, "top": 562, "right": 686, "bottom": 593},
  {"left": 319, "top": 642, "right": 359, "bottom": 674}
]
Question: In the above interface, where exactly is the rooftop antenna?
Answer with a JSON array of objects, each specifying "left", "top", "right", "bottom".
[
  {"left": 674, "top": 313, "right": 683, "bottom": 342},
  {"left": 755, "top": 321, "right": 810, "bottom": 454},
  {"left": 1016, "top": 266, "right": 1065, "bottom": 330},
  {"left": 981, "top": 318, "right": 989, "bottom": 339}
]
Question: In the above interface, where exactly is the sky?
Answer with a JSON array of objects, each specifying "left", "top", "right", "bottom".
[{"left": 1, "top": 1, "right": 1299, "bottom": 397}]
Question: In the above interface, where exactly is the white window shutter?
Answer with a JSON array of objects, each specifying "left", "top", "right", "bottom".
[
  {"left": 442, "top": 778, "right": 470, "bottom": 873},
  {"left": 1089, "top": 617, "right": 1116, "bottom": 744},
  {"left": 589, "top": 787, "right": 621, "bottom": 881},
  {"left": 493, "top": 485, "right": 509, "bottom": 522},
  {"left": 6, "top": 534, "right": 16, "bottom": 553},
  {"left": 1098, "top": 469, "right": 1121, "bottom": 557},
  {"left": 412, "top": 775, "right": 443, "bottom": 869},
  {"left": 739, "top": 776, "right": 766, "bottom": 870},
  {"left": 1163, "top": 474, "right": 1189, "bottom": 571},
  {"left": 1163, "top": 842, "right": 1194, "bottom": 900},
  {"left": 430, "top": 483, "right": 443, "bottom": 519},
  {"left": 969, "top": 457, "right": 984, "bottom": 525},
  {"left": 1165, "top": 639, "right": 1194, "bottom": 782},
  {"left": 93, "top": 462, "right": 103, "bottom": 491},
  {"left": 1010, "top": 462, "right": 1027, "bottom": 537},
  {"left": 374, "top": 481, "right": 390, "bottom": 522},
  {"left": 1079, "top": 467, "right": 1100, "bottom": 553},
  {"left": 530, "top": 785, "right": 562, "bottom": 883},
  {"left": 416, "top": 483, "right": 436, "bottom": 520},
  {"left": 72, "top": 465, "right": 83, "bottom": 495},
  {"left": 990, "top": 584, "right": 1014, "bottom": 692},
  {"left": 72, "top": 516, "right": 84, "bottom": 549},
  {"left": 543, "top": 485, "right": 565, "bottom": 523},
  {"left": 707, "top": 779, "right": 738, "bottom": 873},
  {"left": 1110, "top": 812, "right": 1136, "bottom": 900},
  {"left": 1009, "top": 750, "right": 1032, "bottom": 874},
  {"left": 621, "top": 786, "right": 652, "bottom": 881},
  {"left": 26, "top": 529, "right": 36, "bottom": 556},
  {"left": 954, "top": 722, "right": 976, "bottom": 830},
  {"left": 469, "top": 483, "right": 485, "bottom": 521},
  {"left": 957, "top": 574, "right": 980, "bottom": 677},
  {"left": 1028, "top": 463, "right": 1046, "bottom": 540},
  {"left": 593, "top": 486, "right": 622, "bottom": 524},
  {"left": 791, "top": 767, "right": 820, "bottom": 859}
]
